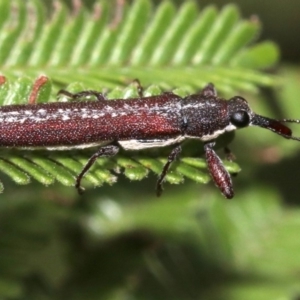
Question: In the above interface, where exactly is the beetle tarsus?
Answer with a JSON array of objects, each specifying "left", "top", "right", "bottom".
[{"left": 75, "top": 182, "right": 85, "bottom": 195}]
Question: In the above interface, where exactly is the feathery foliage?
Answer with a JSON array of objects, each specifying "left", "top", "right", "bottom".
[{"left": 1, "top": 0, "right": 278, "bottom": 94}]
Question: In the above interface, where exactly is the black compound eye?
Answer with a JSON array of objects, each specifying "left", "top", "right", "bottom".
[{"left": 230, "top": 110, "right": 250, "bottom": 128}]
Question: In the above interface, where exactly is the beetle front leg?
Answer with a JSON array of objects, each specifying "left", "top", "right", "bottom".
[
  {"left": 224, "top": 146, "right": 238, "bottom": 177},
  {"left": 156, "top": 145, "right": 182, "bottom": 197},
  {"left": 224, "top": 146, "right": 235, "bottom": 162},
  {"left": 204, "top": 142, "right": 234, "bottom": 199}
]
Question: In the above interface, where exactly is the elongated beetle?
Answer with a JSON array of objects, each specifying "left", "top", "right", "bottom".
[{"left": 0, "top": 79, "right": 299, "bottom": 198}]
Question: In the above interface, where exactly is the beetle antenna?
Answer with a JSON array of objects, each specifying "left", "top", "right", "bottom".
[
  {"left": 252, "top": 114, "right": 300, "bottom": 141},
  {"left": 275, "top": 119, "right": 300, "bottom": 141},
  {"left": 277, "top": 119, "right": 300, "bottom": 124}
]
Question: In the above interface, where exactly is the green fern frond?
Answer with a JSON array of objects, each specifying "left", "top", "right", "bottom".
[
  {"left": 0, "top": 0, "right": 278, "bottom": 192},
  {"left": 1, "top": 0, "right": 278, "bottom": 94}
]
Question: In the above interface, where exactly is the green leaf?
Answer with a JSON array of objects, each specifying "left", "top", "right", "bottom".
[
  {"left": 192, "top": 4, "right": 241, "bottom": 65},
  {"left": 232, "top": 41, "right": 280, "bottom": 69},
  {"left": 1, "top": 0, "right": 278, "bottom": 94}
]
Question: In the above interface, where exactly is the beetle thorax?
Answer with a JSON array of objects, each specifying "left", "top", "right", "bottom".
[{"left": 181, "top": 95, "right": 233, "bottom": 141}]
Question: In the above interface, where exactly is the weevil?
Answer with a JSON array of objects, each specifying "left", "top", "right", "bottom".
[{"left": 0, "top": 81, "right": 299, "bottom": 198}]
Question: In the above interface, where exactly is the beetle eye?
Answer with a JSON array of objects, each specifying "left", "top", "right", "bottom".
[{"left": 230, "top": 110, "right": 250, "bottom": 128}]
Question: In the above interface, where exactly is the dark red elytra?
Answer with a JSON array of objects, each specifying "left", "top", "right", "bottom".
[{"left": 0, "top": 77, "right": 300, "bottom": 198}]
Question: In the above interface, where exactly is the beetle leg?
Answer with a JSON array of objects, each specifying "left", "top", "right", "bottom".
[
  {"left": 204, "top": 142, "right": 234, "bottom": 199},
  {"left": 199, "top": 83, "right": 217, "bottom": 97},
  {"left": 57, "top": 90, "right": 107, "bottom": 101},
  {"left": 132, "top": 79, "right": 144, "bottom": 98},
  {"left": 224, "top": 146, "right": 238, "bottom": 177},
  {"left": 156, "top": 145, "right": 182, "bottom": 197},
  {"left": 224, "top": 146, "right": 235, "bottom": 161},
  {"left": 76, "top": 145, "right": 119, "bottom": 194},
  {"left": 162, "top": 91, "right": 177, "bottom": 96}
]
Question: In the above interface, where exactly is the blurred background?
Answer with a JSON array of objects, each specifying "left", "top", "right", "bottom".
[{"left": 1, "top": 0, "right": 300, "bottom": 299}]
